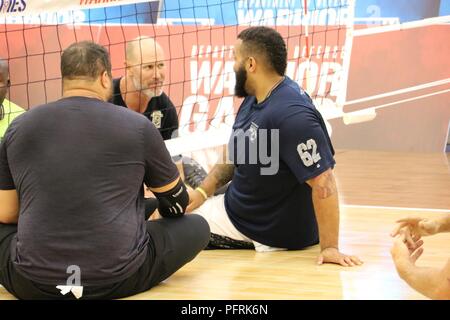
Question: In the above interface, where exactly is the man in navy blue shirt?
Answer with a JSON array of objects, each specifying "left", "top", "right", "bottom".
[{"left": 188, "top": 27, "right": 362, "bottom": 266}]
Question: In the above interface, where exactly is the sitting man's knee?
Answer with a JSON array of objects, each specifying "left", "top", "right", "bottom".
[{"left": 190, "top": 214, "right": 211, "bottom": 247}]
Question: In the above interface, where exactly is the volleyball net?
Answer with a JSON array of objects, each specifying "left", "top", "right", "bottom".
[{"left": 0, "top": 0, "right": 355, "bottom": 165}]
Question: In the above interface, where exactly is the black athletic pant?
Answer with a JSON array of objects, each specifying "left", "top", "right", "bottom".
[{"left": 0, "top": 214, "right": 209, "bottom": 300}]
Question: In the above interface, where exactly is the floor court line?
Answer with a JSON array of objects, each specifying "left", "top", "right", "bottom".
[{"left": 342, "top": 204, "right": 450, "bottom": 213}]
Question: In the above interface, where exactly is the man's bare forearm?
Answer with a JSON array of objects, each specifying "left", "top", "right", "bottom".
[
  {"left": 174, "top": 159, "right": 185, "bottom": 181},
  {"left": 308, "top": 169, "right": 340, "bottom": 250},
  {"left": 198, "top": 163, "right": 234, "bottom": 197},
  {"left": 397, "top": 259, "right": 450, "bottom": 300},
  {"left": 438, "top": 215, "right": 450, "bottom": 233}
]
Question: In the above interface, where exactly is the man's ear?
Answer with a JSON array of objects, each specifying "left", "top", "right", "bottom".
[
  {"left": 101, "top": 71, "right": 111, "bottom": 89},
  {"left": 247, "top": 56, "right": 256, "bottom": 73}
]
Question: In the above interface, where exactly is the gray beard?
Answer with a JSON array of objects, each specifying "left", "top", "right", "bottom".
[{"left": 132, "top": 77, "right": 162, "bottom": 98}]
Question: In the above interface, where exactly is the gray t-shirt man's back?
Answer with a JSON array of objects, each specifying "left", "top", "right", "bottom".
[{"left": 0, "top": 96, "right": 178, "bottom": 286}]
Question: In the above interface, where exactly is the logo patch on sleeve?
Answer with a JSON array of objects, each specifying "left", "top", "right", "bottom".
[{"left": 297, "top": 139, "right": 321, "bottom": 167}]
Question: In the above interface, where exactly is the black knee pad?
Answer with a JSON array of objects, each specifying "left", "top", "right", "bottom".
[{"left": 153, "top": 179, "right": 189, "bottom": 218}]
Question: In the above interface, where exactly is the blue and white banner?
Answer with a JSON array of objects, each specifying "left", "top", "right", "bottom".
[
  {"left": 160, "top": 0, "right": 352, "bottom": 26},
  {"left": 160, "top": 0, "right": 450, "bottom": 26},
  {"left": 3, "top": 0, "right": 448, "bottom": 25},
  {"left": 0, "top": 0, "right": 160, "bottom": 24}
]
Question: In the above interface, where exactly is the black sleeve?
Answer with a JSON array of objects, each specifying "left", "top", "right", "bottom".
[
  {"left": 141, "top": 118, "right": 179, "bottom": 189},
  {"left": 109, "top": 78, "right": 127, "bottom": 108},
  {"left": 161, "top": 94, "right": 179, "bottom": 140}
]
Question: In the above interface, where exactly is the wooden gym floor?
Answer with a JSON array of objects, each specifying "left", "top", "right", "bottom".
[{"left": 1, "top": 149, "right": 449, "bottom": 300}]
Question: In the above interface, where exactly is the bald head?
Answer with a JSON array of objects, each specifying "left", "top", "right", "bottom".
[
  {"left": 126, "top": 36, "right": 164, "bottom": 66},
  {"left": 125, "top": 36, "right": 166, "bottom": 98}
]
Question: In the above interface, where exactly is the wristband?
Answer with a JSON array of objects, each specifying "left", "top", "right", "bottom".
[{"left": 196, "top": 187, "right": 208, "bottom": 200}]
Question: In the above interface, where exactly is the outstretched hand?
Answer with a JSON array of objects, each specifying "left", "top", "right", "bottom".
[
  {"left": 317, "top": 247, "right": 363, "bottom": 267},
  {"left": 391, "top": 216, "right": 440, "bottom": 238},
  {"left": 391, "top": 230, "right": 424, "bottom": 269}
]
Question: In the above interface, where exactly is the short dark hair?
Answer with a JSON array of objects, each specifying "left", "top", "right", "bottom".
[
  {"left": 61, "top": 41, "right": 111, "bottom": 80},
  {"left": 237, "top": 26, "right": 287, "bottom": 76}
]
